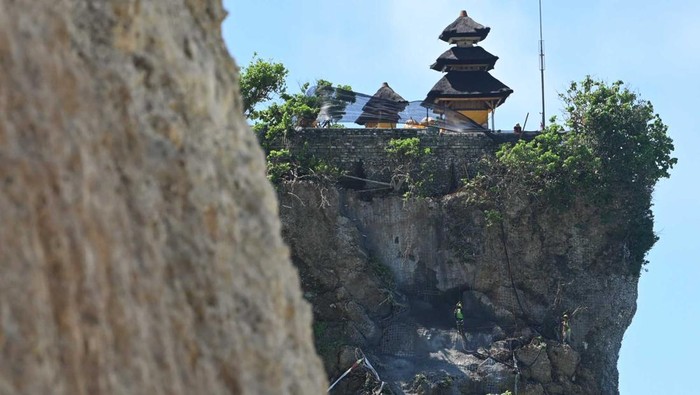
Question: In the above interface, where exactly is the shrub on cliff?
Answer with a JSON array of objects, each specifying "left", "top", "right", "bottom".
[
  {"left": 239, "top": 53, "right": 288, "bottom": 118},
  {"left": 385, "top": 137, "right": 434, "bottom": 198},
  {"left": 468, "top": 77, "right": 676, "bottom": 273},
  {"left": 560, "top": 77, "right": 675, "bottom": 191},
  {"left": 240, "top": 58, "right": 353, "bottom": 182}
]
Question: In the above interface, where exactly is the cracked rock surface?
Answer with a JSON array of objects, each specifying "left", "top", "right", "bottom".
[
  {"left": 0, "top": 1, "right": 326, "bottom": 394},
  {"left": 281, "top": 182, "right": 637, "bottom": 394}
]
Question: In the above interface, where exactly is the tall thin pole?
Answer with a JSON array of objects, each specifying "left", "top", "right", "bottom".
[{"left": 538, "top": 0, "right": 546, "bottom": 130}]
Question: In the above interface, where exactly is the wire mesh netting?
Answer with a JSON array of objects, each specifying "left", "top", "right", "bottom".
[{"left": 380, "top": 324, "right": 417, "bottom": 358}]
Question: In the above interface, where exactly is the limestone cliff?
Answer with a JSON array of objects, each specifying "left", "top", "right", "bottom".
[
  {"left": 281, "top": 181, "right": 638, "bottom": 395},
  {"left": 0, "top": 1, "right": 326, "bottom": 394}
]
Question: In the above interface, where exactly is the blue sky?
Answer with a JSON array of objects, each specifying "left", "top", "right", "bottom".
[{"left": 222, "top": 1, "right": 699, "bottom": 393}]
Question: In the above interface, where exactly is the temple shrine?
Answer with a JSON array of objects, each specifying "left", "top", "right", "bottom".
[
  {"left": 355, "top": 82, "right": 409, "bottom": 129},
  {"left": 423, "top": 10, "right": 513, "bottom": 128}
]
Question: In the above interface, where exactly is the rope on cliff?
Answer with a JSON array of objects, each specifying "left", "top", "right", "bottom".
[
  {"left": 327, "top": 358, "right": 363, "bottom": 392},
  {"left": 477, "top": 349, "right": 515, "bottom": 370},
  {"left": 363, "top": 354, "right": 381, "bottom": 382},
  {"left": 511, "top": 339, "right": 521, "bottom": 395},
  {"left": 356, "top": 348, "right": 392, "bottom": 394},
  {"left": 520, "top": 344, "right": 545, "bottom": 369},
  {"left": 498, "top": 221, "right": 530, "bottom": 325},
  {"left": 327, "top": 348, "right": 389, "bottom": 394}
]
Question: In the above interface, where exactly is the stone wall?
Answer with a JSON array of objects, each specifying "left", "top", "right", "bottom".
[{"left": 286, "top": 128, "right": 496, "bottom": 194}]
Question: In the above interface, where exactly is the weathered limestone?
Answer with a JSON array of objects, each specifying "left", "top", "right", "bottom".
[
  {"left": 0, "top": 1, "right": 326, "bottom": 394},
  {"left": 280, "top": 181, "right": 637, "bottom": 394}
]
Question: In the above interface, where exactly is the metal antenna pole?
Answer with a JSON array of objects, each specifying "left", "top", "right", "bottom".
[{"left": 539, "top": 0, "right": 546, "bottom": 130}]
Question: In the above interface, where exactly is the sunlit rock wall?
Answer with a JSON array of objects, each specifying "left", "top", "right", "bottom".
[
  {"left": 281, "top": 181, "right": 637, "bottom": 394},
  {"left": 0, "top": 1, "right": 326, "bottom": 394}
]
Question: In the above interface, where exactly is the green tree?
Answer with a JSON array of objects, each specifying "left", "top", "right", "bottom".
[
  {"left": 238, "top": 59, "right": 356, "bottom": 182},
  {"left": 561, "top": 78, "right": 675, "bottom": 190},
  {"left": 239, "top": 53, "right": 288, "bottom": 117},
  {"left": 467, "top": 76, "right": 676, "bottom": 273},
  {"left": 246, "top": 76, "right": 352, "bottom": 183},
  {"left": 252, "top": 81, "right": 321, "bottom": 150}
]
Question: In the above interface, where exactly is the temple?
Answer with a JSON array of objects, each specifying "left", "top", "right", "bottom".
[
  {"left": 355, "top": 82, "right": 409, "bottom": 129},
  {"left": 424, "top": 10, "right": 513, "bottom": 128}
]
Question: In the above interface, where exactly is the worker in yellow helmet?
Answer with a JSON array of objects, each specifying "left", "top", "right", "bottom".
[
  {"left": 561, "top": 313, "right": 572, "bottom": 345},
  {"left": 454, "top": 301, "right": 464, "bottom": 335}
]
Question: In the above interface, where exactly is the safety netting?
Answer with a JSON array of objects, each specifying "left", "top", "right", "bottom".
[
  {"left": 305, "top": 85, "right": 487, "bottom": 132},
  {"left": 380, "top": 323, "right": 417, "bottom": 357}
]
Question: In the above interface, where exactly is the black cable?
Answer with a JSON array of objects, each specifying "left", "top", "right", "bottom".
[{"left": 499, "top": 220, "right": 529, "bottom": 321}]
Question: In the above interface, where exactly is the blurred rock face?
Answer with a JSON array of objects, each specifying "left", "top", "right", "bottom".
[{"left": 0, "top": 1, "right": 326, "bottom": 394}]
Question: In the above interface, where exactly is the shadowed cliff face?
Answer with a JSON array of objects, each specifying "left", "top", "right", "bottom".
[
  {"left": 0, "top": 1, "right": 326, "bottom": 394},
  {"left": 281, "top": 181, "right": 637, "bottom": 395}
]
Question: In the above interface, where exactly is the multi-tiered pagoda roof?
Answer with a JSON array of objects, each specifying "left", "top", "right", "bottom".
[{"left": 424, "top": 10, "right": 512, "bottom": 127}]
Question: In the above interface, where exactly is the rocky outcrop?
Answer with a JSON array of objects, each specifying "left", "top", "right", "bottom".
[
  {"left": 280, "top": 181, "right": 638, "bottom": 394},
  {"left": 278, "top": 184, "right": 390, "bottom": 370},
  {"left": 0, "top": 1, "right": 325, "bottom": 394}
]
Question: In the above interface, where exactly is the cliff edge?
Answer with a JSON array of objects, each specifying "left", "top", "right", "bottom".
[{"left": 274, "top": 76, "right": 673, "bottom": 395}]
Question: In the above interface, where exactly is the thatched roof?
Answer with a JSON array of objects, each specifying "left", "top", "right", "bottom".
[
  {"left": 355, "top": 83, "right": 409, "bottom": 125},
  {"left": 425, "top": 72, "right": 513, "bottom": 103},
  {"left": 439, "top": 10, "right": 490, "bottom": 43},
  {"left": 363, "top": 82, "right": 407, "bottom": 105},
  {"left": 430, "top": 46, "right": 498, "bottom": 71}
]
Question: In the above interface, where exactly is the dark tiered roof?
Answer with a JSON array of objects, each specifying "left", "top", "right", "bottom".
[
  {"left": 439, "top": 10, "right": 490, "bottom": 43},
  {"left": 425, "top": 72, "right": 513, "bottom": 102},
  {"left": 355, "top": 83, "right": 408, "bottom": 125},
  {"left": 430, "top": 46, "right": 499, "bottom": 71}
]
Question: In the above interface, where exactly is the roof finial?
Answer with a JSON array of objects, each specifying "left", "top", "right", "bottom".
[{"left": 460, "top": 10, "right": 467, "bottom": 17}]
